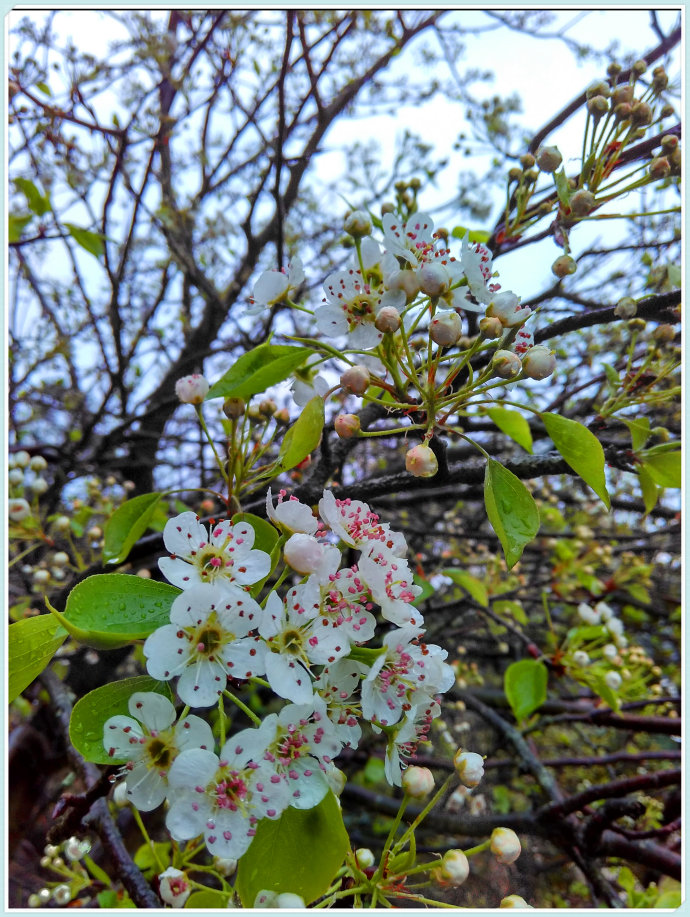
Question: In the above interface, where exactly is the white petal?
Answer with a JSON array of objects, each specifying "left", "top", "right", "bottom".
[
  {"left": 103, "top": 716, "right": 145, "bottom": 761},
  {"left": 166, "top": 794, "right": 211, "bottom": 841},
  {"left": 126, "top": 762, "right": 167, "bottom": 811},
  {"left": 177, "top": 660, "right": 226, "bottom": 708},
  {"left": 128, "top": 692, "right": 176, "bottom": 732},
  {"left": 143, "top": 625, "right": 192, "bottom": 680},
  {"left": 175, "top": 714, "right": 215, "bottom": 752},
  {"left": 163, "top": 512, "right": 207, "bottom": 557},
  {"left": 266, "top": 653, "right": 314, "bottom": 704},
  {"left": 158, "top": 556, "right": 201, "bottom": 589},
  {"left": 168, "top": 747, "right": 219, "bottom": 789}
]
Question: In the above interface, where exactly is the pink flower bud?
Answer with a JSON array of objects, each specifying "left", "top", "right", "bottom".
[
  {"left": 419, "top": 263, "right": 450, "bottom": 297},
  {"left": 340, "top": 365, "right": 370, "bottom": 395},
  {"left": 375, "top": 306, "right": 402, "bottom": 332},
  {"left": 401, "top": 766, "right": 435, "bottom": 799},
  {"left": 335, "top": 414, "right": 361, "bottom": 438},
  {"left": 430, "top": 311, "right": 462, "bottom": 347},
  {"left": 492, "top": 350, "right": 522, "bottom": 379},
  {"left": 158, "top": 867, "right": 191, "bottom": 907},
  {"left": 522, "top": 345, "right": 556, "bottom": 380},
  {"left": 438, "top": 850, "right": 470, "bottom": 887},
  {"left": 9, "top": 498, "right": 31, "bottom": 522},
  {"left": 454, "top": 750, "right": 484, "bottom": 787},
  {"left": 284, "top": 533, "right": 324, "bottom": 574},
  {"left": 405, "top": 443, "right": 438, "bottom": 478},
  {"left": 491, "top": 828, "right": 522, "bottom": 865},
  {"left": 175, "top": 373, "right": 209, "bottom": 404}
]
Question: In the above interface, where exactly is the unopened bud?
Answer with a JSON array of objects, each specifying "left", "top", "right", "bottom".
[
  {"left": 401, "top": 766, "right": 435, "bottom": 799},
  {"left": 607, "top": 62, "right": 622, "bottom": 78},
  {"left": 573, "top": 650, "right": 590, "bottom": 666},
  {"left": 631, "top": 101, "right": 652, "bottom": 126},
  {"left": 651, "top": 426, "right": 669, "bottom": 442},
  {"left": 631, "top": 59, "right": 647, "bottom": 77},
  {"left": 436, "top": 850, "right": 470, "bottom": 887},
  {"left": 334, "top": 414, "right": 361, "bottom": 438},
  {"left": 604, "top": 671, "right": 622, "bottom": 691},
  {"left": 519, "top": 153, "right": 535, "bottom": 169},
  {"left": 523, "top": 169, "right": 538, "bottom": 184},
  {"left": 87, "top": 526, "right": 103, "bottom": 540},
  {"left": 30, "top": 455, "right": 48, "bottom": 471},
  {"left": 611, "top": 85, "right": 634, "bottom": 107},
  {"left": 501, "top": 894, "right": 533, "bottom": 908},
  {"left": 387, "top": 269, "right": 420, "bottom": 303},
  {"left": 344, "top": 210, "right": 372, "bottom": 238},
  {"left": 587, "top": 95, "right": 609, "bottom": 120},
  {"left": 535, "top": 145, "right": 562, "bottom": 173},
  {"left": 356, "top": 848, "right": 376, "bottom": 869},
  {"left": 33, "top": 569, "right": 51, "bottom": 584},
  {"left": 479, "top": 316, "right": 503, "bottom": 339},
  {"left": 660, "top": 104, "right": 675, "bottom": 119},
  {"left": 614, "top": 102, "right": 633, "bottom": 122},
  {"left": 551, "top": 254, "right": 577, "bottom": 278},
  {"left": 508, "top": 167, "right": 523, "bottom": 183},
  {"left": 419, "top": 263, "right": 450, "bottom": 297},
  {"left": 340, "top": 365, "right": 370, "bottom": 395},
  {"left": 213, "top": 857, "right": 238, "bottom": 877},
  {"left": 405, "top": 443, "right": 438, "bottom": 478},
  {"left": 491, "top": 828, "right": 522, "bottom": 865},
  {"left": 570, "top": 189, "right": 596, "bottom": 217},
  {"left": 14, "top": 450, "right": 31, "bottom": 468},
  {"left": 259, "top": 398, "right": 277, "bottom": 417},
  {"left": 381, "top": 202, "right": 395, "bottom": 215},
  {"left": 284, "top": 533, "right": 325, "bottom": 575},
  {"left": 175, "top": 373, "right": 209, "bottom": 404},
  {"left": 9, "top": 498, "right": 31, "bottom": 522},
  {"left": 492, "top": 349, "right": 522, "bottom": 380},
  {"left": 586, "top": 79, "right": 610, "bottom": 99},
  {"left": 653, "top": 323, "right": 676, "bottom": 344},
  {"left": 628, "top": 318, "right": 646, "bottom": 331},
  {"left": 614, "top": 297, "right": 637, "bottom": 319},
  {"left": 375, "top": 305, "right": 402, "bottom": 332},
  {"left": 53, "top": 551, "right": 70, "bottom": 567},
  {"left": 277, "top": 893, "right": 306, "bottom": 908},
  {"left": 430, "top": 311, "right": 462, "bottom": 347},
  {"left": 661, "top": 134, "right": 678, "bottom": 153},
  {"left": 223, "top": 397, "right": 244, "bottom": 420},
  {"left": 274, "top": 408, "right": 290, "bottom": 425},
  {"left": 522, "top": 345, "right": 556, "bottom": 380},
  {"left": 9, "top": 468, "right": 24, "bottom": 485},
  {"left": 649, "top": 156, "right": 670, "bottom": 180},
  {"left": 454, "top": 750, "right": 484, "bottom": 787}
]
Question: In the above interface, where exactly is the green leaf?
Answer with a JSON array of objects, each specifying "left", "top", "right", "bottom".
[
  {"left": 620, "top": 416, "right": 651, "bottom": 451},
  {"left": 206, "top": 344, "right": 314, "bottom": 401},
  {"left": 667, "top": 263, "right": 681, "bottom": 288},
  {"left": 484, "top": 459, "right": 540, "bottom": 568},
  {"left": 232, "top": 512, "right": 281, "bottom": 597},
  {"left": 8, "top": 615, "right": 67, "bottom": 702},
  {"left": 442, "top": 569, "right": 488, "bottom": 607},
  {"left": 451, "top": 225, "right": 490, "bottom": 243},
  {"left": 185, "top": 890, "right": 232, "bottom": 908},
  {"left": 70, "top": 676, "right": 173, "bottom": 764},
  {"left": 541, "top": 412, "right": 610, "bottom": 509},
  {"left": 486, "top": 407, "right": 533, "bottom": 454},
  {"left": 236, "top": 792, "right": 349, "bottom": 906},
  {"left": 103, "top": 493, "right": 163, "bottom": 564},
  {"left": 35, "top": 81, "right": 52, "bottom": 96},
  {"left": 64, "top": 222, "right": 105, "bottom": 257},
  {"left": 15, "top": 178, "right": 51, "bottom": 216},
  {"left": 639, "top": 452, "right": 680, "bottom": 488},
  {"left": 494, "top": 599, "right": 528, "bottom": 626},
  {"left": 9, "top": 213, "right": 33, "bottom": 243},
  {"left": 637, "top": 465, "right": 660, "bottom": 515},
  {"left": 46, "top": 574, "right": 179, "bottom": 649},
  {"left": 277, "top": 396, "right": 324, "bottom": 472},
  {"left": 411, "top": 574, "right": 435, "bottom": 607},
  {"left": 504, "top": 659, "right": 548, "bottom": 722},
  {"left": 601, "top": 362, "right": 620, "bottom": 388},
  {"left": 553, "top": 165, "right": 571, "bottom": 209},
  {"left": 134, "top": 841, "right": 171, "bottom": 877},
  {"left": 592, "top": 676, "right": 621, "bottom": 712}
]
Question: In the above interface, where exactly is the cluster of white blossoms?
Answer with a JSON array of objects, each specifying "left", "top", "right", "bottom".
[{"left": 105, "top": 488, "right": 455, "bottom": 861}]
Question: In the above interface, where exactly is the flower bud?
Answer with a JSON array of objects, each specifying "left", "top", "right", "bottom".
[
  {"left": 33, "top": 569, "right": 51, "bottom": 585},
  {"left": 53, "top": 886, "right": 72, "bottom": 906},
  {"left": 653, "top": 323, "right": 676, "bottom": 344},
  {"left": 479, "top": 316, "right": 503, "bottom": 339},
  {"left": 523, "top": 169, "right": 538, "bottom": 184},
  {"left": 586, "top": 95, "right": 609, "bottom": 120},
  {"left": 607, "top": 61, "right": 622, "bottom": 78},
  {"left": 30, "top": 455, "right": 48, "bottom": 471},
  {"left": 491, "top": 828, "right": 522, "bottom": 865},
  {"left": 381, "top": 202, "right": 395, "bottom": 215},
  {"left": 519, "top": 153, "right": 535, "bottom": 169},
  {"left": 611, "top": 85, "right": 634, "bottom": 107},
  {"left": 419, "top": 263, "right": 450, "bottom": 297},
  {"left": 375, "top": 305, "right": 402, "bottom": 332},
  {"left": 53, "top": 551, "right": 70, "bottom": 567},
  {"left": 430, "top": 311, "right": 462, "bottom": 347},
  {"left": 573, "top": 650, "right": 590, "bottom": 666},
  {"left": 401, "top": 766, "right": 435, "bottom": 799},
  {"left": 213, "top": 857, "right": 237, "bottom": 877},
  {"left": 32, "top": 477, "right": 49, "bottom": 495},
  {"left": 586, "top": 79, "right": 610, "bottom": 99},
  {"left": 486, "top": 291, "right": 529, "bottom": 327},
  {"left": 254, "top": 890, "right": 279, "bottom": 908},
  {"left": 64, "top": 836, "right": 91, "bottom": 861},
  {"left": 437, "top": 850, "right": 470, "bottom": 887},
  {"left": 492, "top": 350, "right": 522, "bottom": 380},
  {"left": 274, "top": 407, "right": 290, "bottom": 425},
  {"left": 501, "top": 894, "right": 533, "bottom": 908},
  {"left": 158, "top": 867, "right": 191, "bottom": 908},
  {"left": 277, "top": 893, "right": 306, "bottom": 908},
  {"left": 649, "top": 156, "right": 671, "bottom": 180},
  {"left": 14, "top": 450, "right": 31, "bottom": 468},
  {"left": 356, "top": 848, "right": 376, "bottom": 869},
  {"left": 551, "top": 254, "right": 577, "bottom": 279},
  {"left": 614, "top": 297, "right": 637, "bottom": 318},
  {"left": 284, "top": 533, "right": 324, "bottom": 575},
  {"left": 344, "top": 210, "right": 372, "bottom": 238},
  {"left": 628, "top": 317, "right": 646, "bottom": 331},
  {"left": 223, "top": 397, "right": 245, "bottom": 419},
  {"left": 87, "top": 526, "right": 103, "bottom": 540},
  {"left": 454, "top": 750, "right": 484, "bottom": 787},
  {"left": 651, "top": 426, "right": 669, "bottom": 442},
  {"left": 632, "top": 59, "right": 647, "bottom": 77},
  {"left": 112, "top": 781, "right": 130, "bottom": 807},
  {"left": 9, "top": 468, "right": 23, "bottom": 485},
  {"left": 651, "top": 66, "right": 668, "bottom": 92},
  {"left": 522, "top": 345, "right": 556, "bottom": 380},
  {"left": 631, "top": 101, "right": 653, "bottom": 126},
  {"left": 661, "top": 134, "right": 679, "bottom": 153},
  {"left": 605, "top": 670, "right": 622, "bottom": 690},
  {"left": 9, "top": 498, "right": 31, "bottom": 522},
  {"left": 175, "top": 373, "right": 209, "bottom": 404},
  {"left": 335, "top": 413, "right": 361, "bottom": 438},
  {"left": 405, "top": 443, "right": 438, "bottom": 478},
  {"left": 387, "top": 269, "right": 420, "bottom": 303},
  {"left": 570, "top": 189, "right": 596, "bottom": 217},
  {"left": 508, "top": 167, "right": 523, "bottom": 184},
  {"left": 614, "top": 102, "right": 633, "bottom": 123},
  {"left": 259, "top": 398, "right": 277, "bottom": 417},
  {"left": 535, "top": 145, "right": 562, "bottom": 173},
  {"left": 340, "top": 364, "right": 370, "bottom": 395}
]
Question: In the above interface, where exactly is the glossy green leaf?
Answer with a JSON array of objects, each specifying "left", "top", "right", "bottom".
[
  {"left": 9, "top": 213, "right": 33, "bottom": 243},
  {"left": 185, "top": 890, "right": 232, "bottom": 908},
  {"left": 442, "top": 569, "right": 488, "bottom": 607},
  {"left": 484, "top": 459, "right": 540, "bottom": 568},
  {"left": 553, "top": 165, "right": 571, "bottom": 208},
  {"left": 486, "top": 407, "right": 533, "bottom": 453},
  {"left": 103, "top": 492, "right": 163, "bottom": 564},
  {"left": 46, "top": 574, "right": 179, "bottom": 649},
  {"left": 206, "top": 344, "right": 314, "bottom": 401},
  {"left": 64, "top": 222, "right": 105, "bottom": 257},
  {"left": 15, "top": 178, "right": 51, "bottom": 216},
  {"left": 236, "top": 792, "right": 349, "bottom": 906},
  {"left": 70, "top": 676, "right": 174, "bottom": 764},
  {"left": 277, "top": 396, "right": 324, "bottom": 472},
  {"left": 637, "top": 465, "right": 660, "bottom": 515},
  {"left": 542, "top": 412, "right": 610, "bottom": 509},
  {"left": 504, "top": 659, "right": 547, "bottom": 722},
  {"left": 8, "top": 615, "right": 67, "bottom": 702},
  {"left": 620, "top": 416, "right": 650, "bottom": 451},
  {"left": 639, "top": 451, "right": 680, "bottom": 489}
]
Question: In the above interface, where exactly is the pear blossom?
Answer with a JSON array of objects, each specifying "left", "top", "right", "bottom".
[
  {"left": 291, "top": 563, "right": 378, "bottom": 644},
  {"left": 454, "top": 750, "right": 485, "bottom": 788},
  {"left": 266, "top": 488, "right": 318, "bottom": 534},
  {"left": 158, "top": 512, "right": 271, "bottom": 590},
  {"left": 318, "top": 491, "right": 407, "bottom": 557},
  {"left": 158, "top": 867, "right": 191, "bottom": 908},
  {"left": 175, "top": 374, "right": 209, "bottom": 405},
  {"left": 247, "top": 257, "right": 304, "bottom": 315},
  {"left": 291, "top": 372, "right": 329, "bottom": 407},
  {"left": 283, "top": 533, "right": 331, "bottom": 576},
  {"left": 460, "top": 235, "right": 499, "bottom": 307},
  {"left": 382, "top": 211, "right": 436, "bottom": 266},
  {"left": 103, "top": 692, "right": 214, "bottom": 811},
  {"left": 143, "top": 583, "right": 266, "bottom": 707},
  {"left": 434, "top": 850, "right": 470, "bottom": 887},
  {"left": 384, "top": 699, "right": 439, "bottom": 786},
  {"left": 316, "top": 268, "right": 405, "bottom": 349},
  {"left": 357, "top": 551, "right": 423, "bottom": 628},
  {"left": 314, "top": 659, "right": 365, "bottom": 748}
]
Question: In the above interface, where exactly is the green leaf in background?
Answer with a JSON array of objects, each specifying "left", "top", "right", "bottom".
[
  {"left": 601, "top": 362, "right": 620, "bottom": 388},
  {"left": 277, "top": 396, "right": 324, "bottom": 472},
  {"left": 8, "top": 615, "right": 67, "bottom": 702},
  {"left": 591, "top": 675, "right": 621, "bottom": 713},
  {"left": 541, "top": 412, "right": 611, "bottom": 509},
  {"left": 15, "top": 177, "right": 51, "bottom": 216},
  {"left": 442, "top": 568, "right": 488, "bottom": 606},
  {"left": 236, "top": 792, "right": 349, "bottom": 907},
  {"left": 64, "top": 222, "right": 105, "bottom": 257},
  {"left": 637, "top": 464, "right": 660, "bottom": 515},
  {"left": 103, "top": 492, "right": 163, "bottom": 564},
  {"left": 185, "top": 890, "right": 233, "bottom": 908},
  {"left": 206, "top": 344, "right": 313, "bottom": 401},
  {"left": 504, "top": 659, "right": 548, "bottom": 722},
  {"left": 639, "top": 451, "right": 680, "bottom": 488},
  {"left": 46, "top": 574, "right": 179, "bottom": 650},
  {"left": 9, "top": 213, "right": 34, "bottom": 243},
  {"left": 484, "top": 458, "right": 540, "bottom": 568},
  {"left": 553, "top": 165, "right": 571, "bottom": 209},
  {"left": 620, "top": 416, "right": 651, "bottom": 451},
  {"left": 411, "top": 574, "right": 435, "bottom": 607},
  {"left": 486, "top": 407, "right": 533, "bottom": 453},
  {"left": 493, "top": 599, "right": 528, "bottom": 626},
  {"left": 450, "top": 225, "right": 491, "bottom": 243},
  {"left": 70, "top": 676, "right": 173, "bottom": 764}
]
